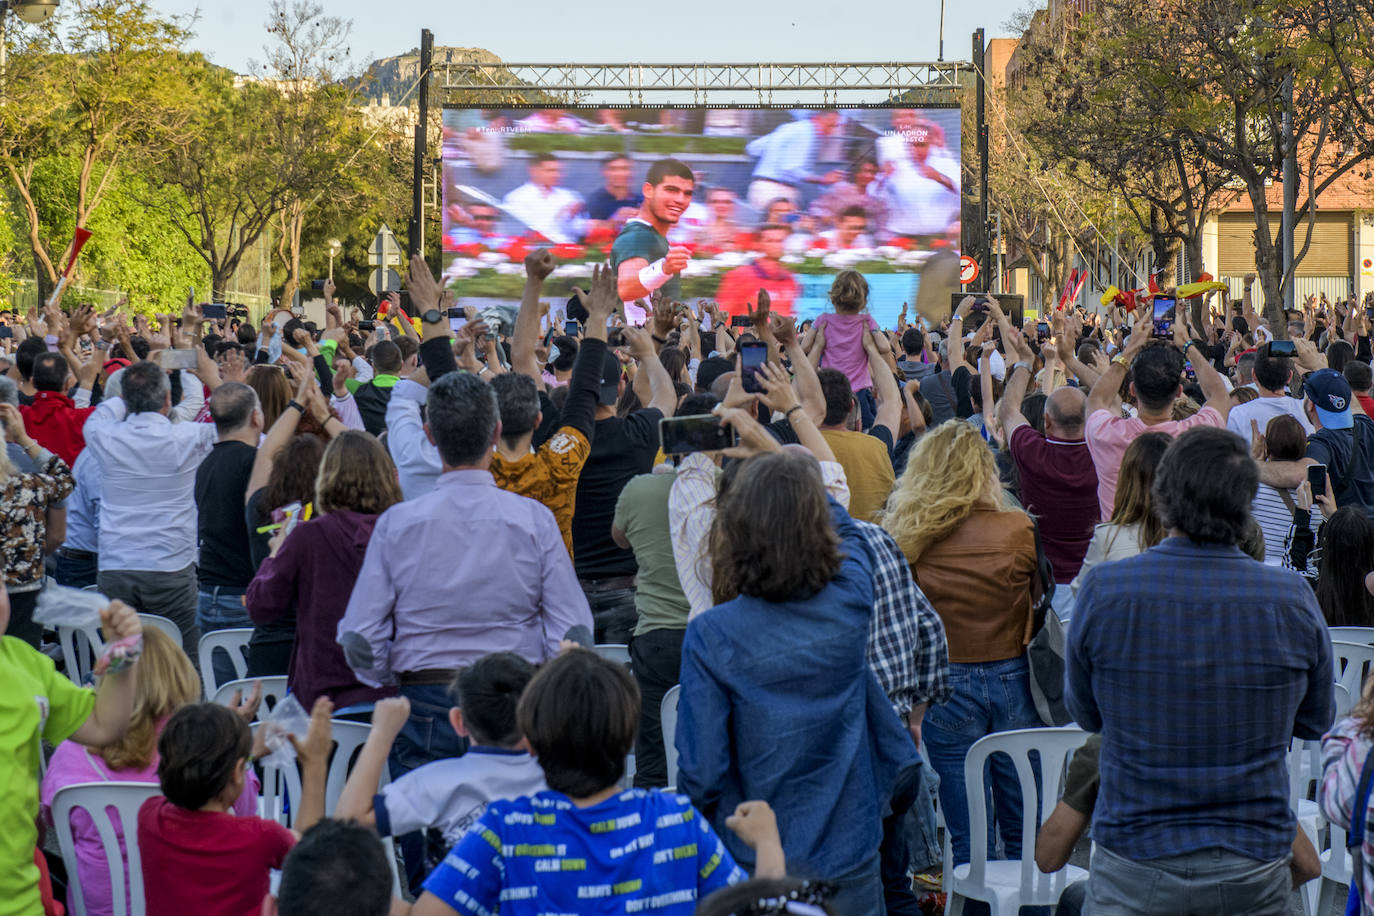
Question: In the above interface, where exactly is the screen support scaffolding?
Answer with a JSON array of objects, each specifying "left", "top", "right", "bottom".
[{"left": 434, "top": 61, "right": 970, "bottom": 107}]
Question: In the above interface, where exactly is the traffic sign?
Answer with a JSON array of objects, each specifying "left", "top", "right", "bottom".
[
  {"left": 368, "top": 224, "right": 402, "bottom": 268},
  {"left": 368, "top": 267, "right": 402, "bottom": 296},
  {"left": 959, "top": 255, "right": 980, "bottom": 286}
]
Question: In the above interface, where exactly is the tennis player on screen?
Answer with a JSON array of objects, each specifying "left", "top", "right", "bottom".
[{"left": 612, "top": 158, "right": 696, "bottom": 324}]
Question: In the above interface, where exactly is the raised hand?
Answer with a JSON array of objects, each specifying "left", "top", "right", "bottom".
[
  {"left": 524, "top": 248, "right": 557, "bottom": 283},
  {"left": 770, "top": 314, "right": 798, "bottom": 349},
  {"left": 755, "top": 361, "right": 799, "bottom": 415},
  {"left": 217, "top": 347, "right": 247, "bottom": 384}
]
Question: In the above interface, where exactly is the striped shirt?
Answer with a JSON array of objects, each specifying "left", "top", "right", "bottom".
[
  {"left": 1319, "top": 717, "right": 1374, "bottom": 915},
  {"left": 1251, "top": 484, "right": 1319, "bottom": 569}
]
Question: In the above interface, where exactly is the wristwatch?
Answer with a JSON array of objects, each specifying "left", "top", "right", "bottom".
[{"left": 421, "top": 309, "right": 444, "bottom": 325}]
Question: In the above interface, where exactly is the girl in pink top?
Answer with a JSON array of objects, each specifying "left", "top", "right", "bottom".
[
  {"left": 40, "top": 629, "right": 261, "bottom": 916},
  {"left": 805, "top": 269, "right": 879, "bottom": 427}
]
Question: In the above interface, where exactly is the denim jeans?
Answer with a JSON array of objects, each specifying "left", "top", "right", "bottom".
[
  {"left": 197, "top": 586, "right": 251, "bottom": 689},
  {"left": 1086, "top": 845, "right": 1290, "bottom": 915},
  {"left": 389, "top": 682, "right": 470, "bottom": 894},
  {"left": 902, "top": 757, "right": 943, "bottom": 873},
  {"left": 855, "top": 386, "right": 877, "bottom": 432},
  {"left": 55, "top": 550, "right": 99, "bottom": 589},
  {"left": 629, "top": 627, "right": 684, "bottom": 789},
  {"left": 880, "top": 760, "right": 925, "bottom": 915},
  {"left": 828, "top": 855, "right": 884, "bottom": 916},
  {"left": 580, "top": 582, "right": 638, "bottom": 645},
  {"left": 922, "top": 656, "right": 1043, "bottom": 867}
]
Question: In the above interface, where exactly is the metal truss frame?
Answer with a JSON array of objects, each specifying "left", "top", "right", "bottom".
[{"left": 435, "top": 61, "right": 970, "bottom": 105}]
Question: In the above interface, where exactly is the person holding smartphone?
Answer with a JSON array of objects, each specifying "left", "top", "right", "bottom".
[
  {"left": 1259, "top": 368, "right": 1374, "bottom": 514},
  {"left": 1225, "top": 341, "right": 1313, "bottom": 446}
]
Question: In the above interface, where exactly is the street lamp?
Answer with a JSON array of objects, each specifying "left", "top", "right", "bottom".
[
  {"left": 0, "top": 1, "right": 60, "bottom": 82},
  {"left": 327, "top": 238, "right": 342, "bottom": 282}
]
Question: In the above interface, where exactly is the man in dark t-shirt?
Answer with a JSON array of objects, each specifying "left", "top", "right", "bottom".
[
  {"left": 612, "top": 158, "right": 696, "bottom": 323},
  {"left": 1301, "top": 368, "right": 1374, "bottom": 512},
  {"left": 194, "top": 383, "right": 262, "bottom": 684},
  {"left": 572, "top": 335, "right": 677, "bottom": 643},
  {"left": 586, "top": 154, "right": 643, "bottom": 221}
]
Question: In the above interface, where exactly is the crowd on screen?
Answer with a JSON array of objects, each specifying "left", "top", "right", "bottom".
[
  {"left": 441, "top": 108, "right": 961, "bottom": 261},
  {"left": 4, "top": 253, "right": 1374, "bottom": 916}
]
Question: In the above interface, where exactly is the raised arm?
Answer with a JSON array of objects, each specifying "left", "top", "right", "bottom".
[
  {"left": 625, "top": 326, "right": 676, "bottom": 416},
  {"left": 334, "top": 697, "right": 409, "bottom": 828},
  {"left": 756, "top": 362, "right": 835, "bottom": 462},
  {"left": 863, "top": 327, "right": 902, "bottom": 438},
  {"left": 1173, "top": 305, "right": 1229, "bottom": 419},
  {"left": 1089, "top": 311, "right": 1150, "bottom": 417},
  {"left": 997, "top": 329, "right": 1035, "bottom": 439},
  {"left": 772, "top": 315, "right": 824, "bottom": 424},
  {"left": 245, "top": 369, "right": 309, "bottom": 503},
  {"left": 514, "top": 250, "right": 556, "bottom": 385}
]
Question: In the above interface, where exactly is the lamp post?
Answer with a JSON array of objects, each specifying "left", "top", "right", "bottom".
[
  {"left": 0, "top": 1, "right": 60, "bottom": 79},
  {"left": 327, "top": 238, "right": 341, "bottom": 282}
]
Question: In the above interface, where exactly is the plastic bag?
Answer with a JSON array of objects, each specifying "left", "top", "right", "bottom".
[
  {"left": 33, "top": 585, "right": 108, "bottom": 631},
  {"left": 258, "top": 694, "right": 310, "bottom": 771},
  {"left": 34, "top": 586, "right": 143, "bottom": 677}
]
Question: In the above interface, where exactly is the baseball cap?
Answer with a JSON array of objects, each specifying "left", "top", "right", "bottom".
[
  {"left": 599, "top": 350, "right": 621, "bottom": 406},
  {"left": 1303, "top": 368, "right": 1354, "bottom": 430}
]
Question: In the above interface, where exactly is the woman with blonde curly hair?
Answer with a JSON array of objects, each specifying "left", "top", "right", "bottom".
[{"left": 881, "top": 420, "right": 1040, "bottom": 871}]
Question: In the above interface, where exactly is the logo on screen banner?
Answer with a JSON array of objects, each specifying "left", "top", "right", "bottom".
[{"left": 959, "top": 255, "right": 979, "bottom": 286}]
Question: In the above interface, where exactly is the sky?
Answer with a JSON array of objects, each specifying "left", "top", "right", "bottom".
[{"left": 146, "top": 0, "right": 1028, "bottom": 76}]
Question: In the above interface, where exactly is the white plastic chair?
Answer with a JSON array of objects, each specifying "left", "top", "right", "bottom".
[
  {"left": 594, "top": 643, "right": 631, "bottom": 668},
  {"left": 51, "top": 781, "right": 162, "bottom": 916},
  {"left": 1330, "top": 626, "right": 1374, "bottom": 647},
  {"left": 212, "top": 675, "right": 289, "bottom": 721},
  {"left": 661, "top": 684, "right": 681, "bottom": 791},
  {"left": 135, "top": 614, "right": 181, "bottom": 649},
  {"left": 1288, "top": 681, "right": 1352, "bottom": 916},
  {"left": 945, "top": 726, "right": 1090, "bottom": 916},
  {"left": 1332, "top": 641, "right": 1374, "bottom": 701},
  {"left": 198, "top": 628, "right": 253, "bottom": 699},
  {"left": 56, "top": 623, "right": 103, "bottom": 685}
]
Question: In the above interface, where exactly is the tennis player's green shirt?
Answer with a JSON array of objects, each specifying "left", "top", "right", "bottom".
[{"left": 611, "top": 219, "right": 681, "bottom": 302}]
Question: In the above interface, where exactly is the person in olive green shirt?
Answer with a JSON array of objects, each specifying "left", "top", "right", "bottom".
[
  {"left": 1, "top": 595, "right": 141, "bottom": 916},
  {"left": 612, "top": 389, "right": 702, "bottom": 790}
]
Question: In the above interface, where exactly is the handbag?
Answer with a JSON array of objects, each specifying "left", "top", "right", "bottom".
[
  {"left": 1026, "top": 520, "right": 1073, "bottom": 726},
  {"left": 1347, "top": 743, "right": 1374, "bottom": 916}
]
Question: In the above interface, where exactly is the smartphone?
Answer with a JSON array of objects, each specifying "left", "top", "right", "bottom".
[
  {"left": 202, "top": 303, "right": 227, "bottom": 320},
  {"left": 290, "top": 304, "right": 305, "bottom": 318},
  {"left": 1036, "top": 321, "right": 1051, "bottom": 338},
  {"left": 1307, "top": 463, "right": 1328, "bottom": 499},
  {"left": 310, "top": 279, "right": 327, "bottom": 291},
  {"left": 357, "top": 320, "right": 376, "bottom": 332},
  {"left": 731, "top": 315, "right": 753, "bottom": 328},
  {"left": 0, "top": 326, "right": 14, "bottom": 340},
  {"left": 1152, "top": 298, "right": 1177, "bottom": 338},
  {"left": 739, "top": 340, "right": 767, "bottom": 394},
  {"left": 564, "top": 319, "right": 581, "bottom": 336},
  {"left": 659, "top": 414, "right": 738, "bottom": 455},
  {"left": 157, "top": 349, "right": 199, "bottom": 371},
  {"left": 448, "top": 307, "right": 469, "bottom": 333},
  {"left": 1266, "top": 339, "right": 1297, "bottom": 357}
]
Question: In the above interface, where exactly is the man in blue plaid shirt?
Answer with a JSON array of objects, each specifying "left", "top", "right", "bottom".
[{"left": 1067, "top": 427, "right": 1333, "bottom": 915}]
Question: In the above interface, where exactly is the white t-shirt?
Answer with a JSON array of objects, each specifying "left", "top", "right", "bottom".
[
  {"left": 1226, "top": 394, "right": 1313, "bottom": 444},
  {"left": 376, "top": 747, "right": 548, "bottom": 848}
]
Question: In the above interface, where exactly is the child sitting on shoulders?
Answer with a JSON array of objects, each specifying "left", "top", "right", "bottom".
[
  {"left": 804, "top": 269, "right": 883, "bottom": 429},
  {"left": 336, "top": 652, "right": 547, "bottom": 860},
  {"left": 411, "top": 648, "right": 784, "bottom": 916},
  {"left": 138, "top": 697, "right": 333, "bottom": 916}
]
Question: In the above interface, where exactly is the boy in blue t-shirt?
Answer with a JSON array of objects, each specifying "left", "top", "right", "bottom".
[{"left": 411, "top": 649, "right": 784, "bottom": 916}]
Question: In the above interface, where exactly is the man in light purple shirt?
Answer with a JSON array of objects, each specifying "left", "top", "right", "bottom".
[{"left": 338, "top": 369, "right": 592, "bottom": 779}]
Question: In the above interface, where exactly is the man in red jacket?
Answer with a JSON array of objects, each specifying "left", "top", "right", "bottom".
[{"left": 20, "top": 351, "right": 98, "bottom": 464}]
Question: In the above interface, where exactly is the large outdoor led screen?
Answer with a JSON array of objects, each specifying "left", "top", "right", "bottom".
[{"left": 440, "top": 106, "right": 962, "bottom": 327}]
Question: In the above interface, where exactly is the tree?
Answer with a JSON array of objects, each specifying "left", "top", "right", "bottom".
[
  {"left": 0, "top": 0, "right": 196, "bottom": 301},
  {"left": 1021, "top": 0, "right": 1374, "bottom": 333}
]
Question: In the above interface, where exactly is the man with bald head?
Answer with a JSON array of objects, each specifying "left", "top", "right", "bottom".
[{"left": 998, "top": 357, "right": 1099, "bottom": 617}]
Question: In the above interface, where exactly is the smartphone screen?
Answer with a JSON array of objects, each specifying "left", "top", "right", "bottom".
[
  {"left": 1307, "top": 463, "right": 1328, "bottom": 499},
  {"left": 1036, "top": 322, "right": 1051, "bottom": 338},
  {"left": 202, "top": 303, "right": 227, "bottom": 320},
  {"left": 731, "top": 315, "right": 753, "bottom": 328},
  {"left": 1152, "top": 298, "right": 1177, "bottom": 338},
  {"left": 0, "top": 326, "right": 14, "bottom": 340},
  {"left": 660, "top": 414, "right": 738, "bottom": 455},
  {"left": 448, "top": 307, "right": 469, "bottom": 333},
  {"left": 157, "top": 349, "right": 199, "bottom": 371},
  {"left": 739, "top": 341, "right": 767, "bottom": 393},
  {"left": 564, "top": 319, "right": 581, "bottom": 336},
  {"left": 1266, "top": 339, "right": 1296, "bottom": 357}
]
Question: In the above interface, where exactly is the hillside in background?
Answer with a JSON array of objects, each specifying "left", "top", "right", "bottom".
[{"left": 359, "top": 46, "right": 504, "bottom": 105}]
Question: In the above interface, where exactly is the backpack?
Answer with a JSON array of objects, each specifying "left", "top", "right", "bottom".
[{"left": 1026, "top": 520, "right": 1073, "bottom": 726}]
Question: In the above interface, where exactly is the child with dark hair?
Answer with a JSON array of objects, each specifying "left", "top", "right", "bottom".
[
  {"left": 336, "top": 651, "right": 548, "bottom": 857},
  {"left": 266, "top": 819, "right": 396, "bottom": 916},
  {"left": 410, "top": 649, "right": 784, "bottom": 916},
  {"left": 137, "top": 697, "right": 334, "bottom": 916}
]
